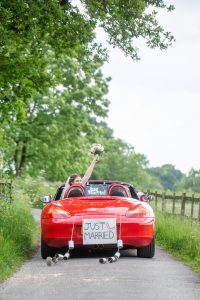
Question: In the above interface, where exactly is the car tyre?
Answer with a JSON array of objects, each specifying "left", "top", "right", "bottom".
[
  {"left": 137, "top": 237, "right": 155, "bottom": 258},
  {"left": 41, "top": 236, "right": 57, "bottom": 259}
]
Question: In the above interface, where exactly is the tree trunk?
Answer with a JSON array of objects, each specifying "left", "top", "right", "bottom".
[
  {"left": 17, "top": 141, "right": 27, "bottom": 176},
  {"left": 14, "top": 140, "right": 19, "bottom": 175}
]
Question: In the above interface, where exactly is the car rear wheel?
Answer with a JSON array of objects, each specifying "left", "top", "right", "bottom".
[
  {"left": 137, "top": 237, "right": 155, "bottom": 258},
  {"left": 41, "top": 236, "right": 58, "bottom": 259}
]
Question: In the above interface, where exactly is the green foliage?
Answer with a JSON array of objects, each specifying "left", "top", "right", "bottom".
[
  {"left": 0, "top": 0, "right": 108, "bottom": 124},
  {"left": 13, "top": 176, "right": 61, "bottom": 208},
  {"left": 0, "top": 0, "right": 174, "bottom": 124},
  {"left": 91, "top": 122, "right": 162, "bottom": 190},
  {"left": 82, "top": 0, "right": 175, "bottom": 59},
  {"left": 0, "top": 0, "right": 175, "bottom": 184},
  {"left": 0, "top": 199, "right": 38, "bottom": 282},
  {"left": 0, "top": 0, "right": 110, "bottom": 178},
  {"left": 156, "top": 211, "right": 200, "bottom": 275},
  {"left": 148, "top": 164, "right": 185, "bottom": 191},
  {"left": 1, "top": 51, "right": 110, "bottom": 178},
  {"left": 176, "top": 169, "right": 200, "bottom": 194}
]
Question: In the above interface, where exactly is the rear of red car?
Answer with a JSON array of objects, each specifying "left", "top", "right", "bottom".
[{"left": 41, "top": 196, "right": 155, "bottom": 258}]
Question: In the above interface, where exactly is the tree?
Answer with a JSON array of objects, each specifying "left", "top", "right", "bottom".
[
  {"left": 92, "top": 122, "right": 162, "bottom": 190},
  {"left": 148, "top": 164, "right": 185, "bottom": 191},
  {"left": 176, "top": 168, "right": 200, "bottom": 193},
  {"left": 0, "top": 0, "right": 104, "bottom": 123},
  {"left": 1, "top": 52, "right": 110, "bottom": 179},
  {"left": 0, "top": 0, "right": 175, "bottom": 181},
  {"left": 81, "top": 0, "right": 175, "bottom": 59},
  {"left": 0, "top": 0, "right": 174, "bottom": 124}
]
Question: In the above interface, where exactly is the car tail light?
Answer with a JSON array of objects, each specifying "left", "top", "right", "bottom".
[
  {"left": 126, "top": 207, "right": 149, "bottom": 218},
  {"left": 47, "top": 208, "right": 71, "bottom": 219}
]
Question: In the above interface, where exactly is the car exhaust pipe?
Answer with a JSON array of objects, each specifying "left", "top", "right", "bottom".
[{"left": 94, "top": 244, "right": 104, "bottom": 249}]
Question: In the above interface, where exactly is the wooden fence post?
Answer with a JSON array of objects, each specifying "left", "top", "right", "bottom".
[
  {"left": 191, "top": 194, "right": 195, "bottom": 220},
  {"left": 172, "top": 192, "right": 176, "bottom": 215},
  {"left": 162, "top": 192, "right": 166, "bottom": 212},
  {"left": 181, "top": 193, "right": 186, "bottom": 217},
  {"left": 155, "top": 191, "right": 158, "bottom": 210},
  {"left": 198, "top": 198, "right": 200, "bottom": 223},
  {"left": 140, "top": 190, "right": 200, "bottom": 222}
]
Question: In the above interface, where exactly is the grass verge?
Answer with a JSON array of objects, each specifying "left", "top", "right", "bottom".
[
  {"left": 0, "top": 176, "right": 57, "bottom": 283},
  {"left": 155, "top": 211, "right": 200, "bottom": 275},
  {"left": 0, "top": 199, "right": 39, "bottom": 283}
]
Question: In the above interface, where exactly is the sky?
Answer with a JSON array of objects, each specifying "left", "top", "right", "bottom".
[{"left": 96, "top": 0, "right": 200, "bottom": 174}]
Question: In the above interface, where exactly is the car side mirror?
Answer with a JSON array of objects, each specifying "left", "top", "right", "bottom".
[
  {"left": 138, "top": 192, "right": 154, "bottom": 202},
  {"left": 41, "top": 195, "right": 52, "bottom": 204},
  {"left": 143, "top": 195, "right": 154, "bottom": 202}
]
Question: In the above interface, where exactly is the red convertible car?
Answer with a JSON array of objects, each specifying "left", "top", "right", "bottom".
[{"left": 41, "top": 181, "right": 155, "bottom": 259}]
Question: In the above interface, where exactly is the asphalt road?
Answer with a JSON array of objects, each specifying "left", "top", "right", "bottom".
[{"left": 0, "top": 209, "right": 200, "bottom": 300}]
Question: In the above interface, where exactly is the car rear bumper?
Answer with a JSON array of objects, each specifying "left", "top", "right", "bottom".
[{"left": 41, "top": 215, "right": 154, "bottom": 249}]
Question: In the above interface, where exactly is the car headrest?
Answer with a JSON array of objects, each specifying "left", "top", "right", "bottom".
[
  {"left": 110, "top": 190, "right": 126, "bottom": 197},
  {"left": 108, "top": 184, "right": 129, "bottom": 197},
  {"left": 64, "top": 185, "right": 85, "bottom": 198}
]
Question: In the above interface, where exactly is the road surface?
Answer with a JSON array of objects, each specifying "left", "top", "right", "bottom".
[{"left": 0, "top": 209, "right": 199, "bottom": 300}]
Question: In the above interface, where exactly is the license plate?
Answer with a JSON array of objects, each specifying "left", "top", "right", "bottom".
[{"left": 82, "top": 218, "right": 117, "bottom": 245}]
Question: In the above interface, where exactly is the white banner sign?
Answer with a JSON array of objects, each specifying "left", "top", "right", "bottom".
[{"left": 82, "top": 218, "right": 117, "bottom": 245}]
